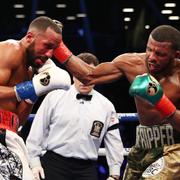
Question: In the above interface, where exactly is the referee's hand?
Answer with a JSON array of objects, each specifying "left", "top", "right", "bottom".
[
  {"left": 32, "top": 166, "right": 45, "bottom": 180},
  {"left": 107, "top": 175, "right": 120, "bottom": 180}
]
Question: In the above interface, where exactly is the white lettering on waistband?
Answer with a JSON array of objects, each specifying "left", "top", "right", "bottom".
[{"left": 136, "top": 124, "right": 174, "bottom": 149}]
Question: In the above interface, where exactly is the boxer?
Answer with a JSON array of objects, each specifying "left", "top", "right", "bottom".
[
  {"left": 53, "top": 25, "right": 180, "bottom": 179},
  {"left": 0, "top": 16, "right": 70, "bottom": 179}
]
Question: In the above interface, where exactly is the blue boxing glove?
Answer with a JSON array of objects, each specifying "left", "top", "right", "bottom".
[
  {"left": 129, "top": 73, "right": 176, "bottom": 117},
  {"left": 15, "top": 81, "right": 38, "bottom": 104},
  {"left": 14, "top": 59, "right": 71, "bottom": 103}
]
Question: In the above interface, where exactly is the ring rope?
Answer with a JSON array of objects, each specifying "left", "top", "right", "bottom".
[{"left": 28, "top": 113, "right": 139, "bottom": 122}]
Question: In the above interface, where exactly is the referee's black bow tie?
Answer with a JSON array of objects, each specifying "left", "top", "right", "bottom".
[{"left": 76, "top": 94, "right": 92, "bottom": 101}]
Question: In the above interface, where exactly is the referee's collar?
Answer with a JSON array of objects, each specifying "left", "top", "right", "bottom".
[{"left": 72, "top": 84, "right": 94, "bottom": 99}]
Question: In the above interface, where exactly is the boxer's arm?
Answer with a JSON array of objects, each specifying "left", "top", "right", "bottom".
[
  {"left": 0, "top": 67, "right": 19, "bottom": 100},
  {"left": 54, "top": 43, "right": 142, "bottom": 85},
  {"left": 54, "top": 42, "right": 123, "bottom": 84},
  {"left": 169, "top": 110, "right": 180, "bottom": 132},
  {"left": 16, "top": 101, "right": 33, "bottom": 126},
  {"left": 85, "top": 53, "right": 146, "bottom": 85},
  {"left": 1, "top": 67, "right": 33, "bottom": 125},
  {"left": 86, "top": 53, "right": 141, "bottom": 84},
  {"left": 85, "top": 62, "right": 123, "bottom": 85},
  {"left": 0, "top": 86, "right": 18, "bottom": 100},
  {"left": 65, "top": 55, "right": 93, "bottom": 83},
  {"left": 66, "top": 58, "right": 122, "bottom": 85}
]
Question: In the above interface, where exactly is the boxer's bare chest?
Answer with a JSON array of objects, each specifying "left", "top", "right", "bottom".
[
  {"left": 8, "top": 65, "right": 30, "bottom": 87},
  {"left": 0, "top": 64, "right": 30, "bottom": 112},
  {"left": 136, "top": 72, "right": 180, "bottom": 125},
  {"left": 159, "top": 74, "right": 180, "bottom": 107}
]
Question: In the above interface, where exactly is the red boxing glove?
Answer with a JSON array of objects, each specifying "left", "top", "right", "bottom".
[
  {"left": 155, "top": 94, "right": 176, "bottom": 117},
  {"left": 54, "top": 41, "right": 72, "bottom": 64}
]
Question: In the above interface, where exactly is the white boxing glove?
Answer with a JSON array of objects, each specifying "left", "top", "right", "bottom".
[
  {"left": 33, "top": 66, "right": 71, "bottom": 95},
  {"left": 14, "top": 60, "right": 71, "bottom": 103},
  {"left": 37, "top": 59, "right": 56, "bottom": 73},
  {"left": 32, "top": 166, "right": 45, "bottom": 180}
]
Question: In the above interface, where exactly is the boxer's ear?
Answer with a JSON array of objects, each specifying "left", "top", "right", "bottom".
[{"left": 26, "top": 32, "right": 35, "bottom": 43}]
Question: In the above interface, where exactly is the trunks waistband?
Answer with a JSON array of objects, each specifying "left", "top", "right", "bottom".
[
  {"left": 0, "top": 109, "right": 19, "bottom": 133},
  {"left": 135, "top": 124, "right": 180, "bottom": 149}
]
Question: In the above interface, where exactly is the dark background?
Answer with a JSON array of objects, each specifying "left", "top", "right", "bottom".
[
  {"left": 0, "top": 0, "right": 179, "bottom": 114},
  {"left": 1, "top": 0, "right": 179, "bottom": 179}
]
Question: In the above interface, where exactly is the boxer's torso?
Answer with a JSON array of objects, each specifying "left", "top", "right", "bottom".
[
  {"left": 0, "top": 40, "right": 30, "bottom": 112},
  {"left": 116, "top": 53, "right": 180, "bottom": 126}
]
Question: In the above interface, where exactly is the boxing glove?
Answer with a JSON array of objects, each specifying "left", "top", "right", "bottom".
[
  {"left": 37, "top": 58, "right": 56, "bottom": 73},
  {"left": 129, "top": 73, "right": 176, "bottom": 117},
  {"left": 14, "top": 64, "right": 71, "bottom": 102},
  {"left": 24, "top": 59, "right": 57, "bottom": 104},
  {"left": 54, "top": 41, "right": 73, "bottom": 64}
]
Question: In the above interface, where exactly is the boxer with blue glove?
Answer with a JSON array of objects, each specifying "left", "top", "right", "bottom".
[{"left": 0, "top": 16, "right": 72, "bottom": 180}]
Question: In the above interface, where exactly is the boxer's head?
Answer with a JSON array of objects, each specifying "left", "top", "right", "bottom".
[
  {"left": 146, "top": 25, "right": 180, "bottom": 75},
  {"left": 24, "top": 16, "right": 63, "bottom": 69},
  {"left": 73, "top": 53, "right": 99, "bottom": 94}
]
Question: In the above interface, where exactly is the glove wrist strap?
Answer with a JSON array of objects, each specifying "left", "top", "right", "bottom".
[{"left": 155, "top": 94, "right": 176, "bottom": 117}]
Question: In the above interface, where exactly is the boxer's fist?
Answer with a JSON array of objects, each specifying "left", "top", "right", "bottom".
[
  {"left": 33, "top": 66, "right": 71, "bottom": 94},
  {"left": 129, "top": 73, "right": 176, "bottom": 117},
  {"left": 15, "top": 64, "right": 71, "bottom": 102},
  {"left": 129, "top": 73, "right": 163, "bottom": 104},
  {"left": 24, "top": 59, "right": 56, "bottom": 104},
  {"left": 54, "top": 41, "right": 73, "bottom": 64}
]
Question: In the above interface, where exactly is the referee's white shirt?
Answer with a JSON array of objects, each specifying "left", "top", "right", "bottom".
[{"left": 26, "top": 85, "right": 124, "bottom": 175}]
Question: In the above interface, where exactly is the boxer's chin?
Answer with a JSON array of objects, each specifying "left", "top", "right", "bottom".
[{"left": 34, "top": 59, "right": 45, "bottom": 68}]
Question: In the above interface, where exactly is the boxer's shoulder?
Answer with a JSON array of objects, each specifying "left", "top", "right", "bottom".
[
  {"left": 0, "top": 40, "right": 23, "bottom": 54},
  {"left": 0, "top": 39, "right": 19, "bottom": 48},
  {"left": 113, "top": 52, "right": 146, "bottom": 71},
  {"left": 0, "top": 40, "right": 25, "bottom": 67},
  {"left": 114, "top": 52, "right": 145, "bottom": 62}
]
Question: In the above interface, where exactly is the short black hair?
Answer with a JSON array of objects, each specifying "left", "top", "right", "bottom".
[
  {"left": 77, "top": 52, "right": 99, "bottom": 66},
  {"left": 150, "top": 25, "right": 180, "bottom": 50},
  {"left": 29, "top": 16, "right": 63, "bottom": 34}
]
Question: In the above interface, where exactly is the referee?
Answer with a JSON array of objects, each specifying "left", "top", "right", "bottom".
[{"left": 26, "top": 53, "right": 124, "bottom": 180}]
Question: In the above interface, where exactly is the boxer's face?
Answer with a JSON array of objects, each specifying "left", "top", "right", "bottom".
[
  {"left": 146, "top": 36, "right": 176, "bottom": 74},
  {"left": 73, "top": 63, "right": 95, "bottom": 94},
  {"left": 26, "top": 27, "right": 61, "bottom": 68}
]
